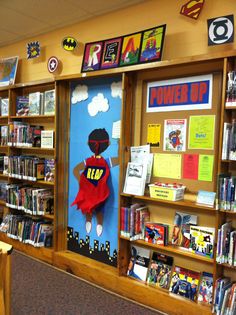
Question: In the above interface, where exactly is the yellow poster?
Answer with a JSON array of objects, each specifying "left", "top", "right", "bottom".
[
  {"left": 188, "top": 115, "right": 215, "bottom": 149},
  {"left": 198, "top": 154, "right": 214, "bottom": 181},
  {"left": 147, "top": 124, "right": 161, "bottom": 147},
  {"left": 153, "top": 153, "right": 182, "bottom": 179}
]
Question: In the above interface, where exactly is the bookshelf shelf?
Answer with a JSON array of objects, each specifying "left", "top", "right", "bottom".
[
  {"left": 121, "top": 193, "right": 217, "bottom": 213},
  {"left": 10, "top": 115, "right": 55, "bottom": 120},
  {"left": 0, "top": 232, "right": 53, "bottom": 263},
  {"left": 120, "top": 236, "right": 214, "bottom": 264},
  {"left": 0, "top": 174, "right": 8, "bottom": 179},
  {"left": 218, "top": 263, "right": 236, "bottom": 270},
  {"left": 9, "top": 146, "right": 55, "bottom": 153}
]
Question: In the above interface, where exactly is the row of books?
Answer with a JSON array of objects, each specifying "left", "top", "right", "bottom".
[
  {"left": 216, "top": 173, "right": 236, "bottom": 211},
  {"left": 222, "top": 120, "right": 236, "bottom": 161},
  {"left": 0, "top": 214, "right": 53, "bottom": 247},
  {"left": 6, "top": 184, "right": 54, "bottom": 216},
  {"left": 120, "top": 204, "right": 150, "bottom": 240},
  {"left": 127, "top": 245, "right": 213, "bottom": 305},
  {"left": 0, "top": 97, "right": 9, "bottom": 116},
  {"left": 2, "top": 155, "right": 55, "bottom": 182},
  {"left": 0, "top": 122, "right": 54, "bottom": 148},
  {"left": 121, "top": 208, "right": 215, "bottom": 258},
  {"left": 16, "top": 90, "right": 55, "bottom": 116},
  {"left": 225, "top": 70, "right": 236, "bottom": 107},
  {"left": 216, "top": 221, "right": 236, "bottom": 266},
  {"left": 213, "top": 278, "right": 236, "bottom": 315}
]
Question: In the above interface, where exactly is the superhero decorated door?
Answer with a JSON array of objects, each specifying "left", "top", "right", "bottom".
[{"left": 68, "top": 76, "right": 122, "bottom": 266}]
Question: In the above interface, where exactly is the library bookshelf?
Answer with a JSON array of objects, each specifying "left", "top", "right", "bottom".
[
  {"left": 53, "top": 52, "right": 236, "bottom": 315},
  {"left": 0, "top": 79, "right": 56, "bottom": 264},
  {"left": 1, "top": 51, "right": 236, "bottom": 314}
]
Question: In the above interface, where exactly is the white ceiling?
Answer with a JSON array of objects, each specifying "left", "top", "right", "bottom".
[{"left": 0, "top": 0, "right": 145, "bottom": 48}]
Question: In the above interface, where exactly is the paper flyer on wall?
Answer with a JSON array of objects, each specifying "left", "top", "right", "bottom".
[
  {"left": 130, "top": 145, "right": 153, "bottom": 183},
  {"left": 163, "top": 119, "right": 187, "bottom": 151}
]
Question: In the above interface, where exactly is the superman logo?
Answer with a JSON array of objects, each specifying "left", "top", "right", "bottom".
[{"left": 180, "top": 0, "right": 205, "bottom": 20}]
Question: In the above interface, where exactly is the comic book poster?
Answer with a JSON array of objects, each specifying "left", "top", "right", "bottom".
[
  {"left": 163, "top": 119, "right": 187, "bottom": 151},
  {"left": 169, "top": 265, "right": 200, "bottom": 302},
  {"left": 68, "top": 76, "right": 122, "bottom": 266},
  {"left": 147, "top": 252, "right": 173, "bottom": 289}
]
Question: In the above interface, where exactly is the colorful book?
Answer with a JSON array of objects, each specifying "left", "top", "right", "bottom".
[
  {"left": 197, "top": 272, "right": 213, "bottom": 305},
  {"left": 44, "top": 159, "right": 55, "bottom": 182},
  {"left": 127, "top": 245, "right": 150, "bottom": 282},
  {"left": 145, "top": 222, "right": 168, "bottom": 245},
  {"left": 169, "top": 265, "right": 200, "bottom": 302},
  {"left": 44, "top": 89, "right": 55, "bottom": 115},
  {"left": 16, "top": 96, "right": 29, "bottom": 116},
  {"left": 189, "top": 226, "right": 215, "bottom": 258},
  {"left": 171, "top": 211, "right": 198, "bottom": 249},
  {"left": 147, "top": 252, "right": 173, "bottom": 289},
  {"left": 28, "top": 92, "right": 43, "bottom": 116},
  {"left": 0, "top": 98, "right": 9, "bottom": 116}
]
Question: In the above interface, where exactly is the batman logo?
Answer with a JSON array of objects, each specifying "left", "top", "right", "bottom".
[{"left": 62, "top": 37, "right": 78, "bottom": 51}]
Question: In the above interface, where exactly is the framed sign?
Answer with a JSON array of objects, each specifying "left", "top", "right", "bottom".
[
  {"left": 0, "top": 56, "right": 18, "bottom": 87},
  {"left": 146, "top": 74, "right": 213, "bottom": 113},
  {"left": 81, "top": 41, "right": 104, "bottom": 72}
]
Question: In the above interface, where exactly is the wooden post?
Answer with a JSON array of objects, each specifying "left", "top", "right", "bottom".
[{"left": 0, "top": 242, "right": 13, "bottom": 315}]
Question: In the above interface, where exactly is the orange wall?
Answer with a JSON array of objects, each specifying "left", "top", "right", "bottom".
[{"left": 0, "top": 0, "right": 236, "bottom": 83}]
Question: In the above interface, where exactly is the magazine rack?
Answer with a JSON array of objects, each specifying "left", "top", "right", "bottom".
[{"left": 0, "top": 241, "right": 13, "bottom": 315}]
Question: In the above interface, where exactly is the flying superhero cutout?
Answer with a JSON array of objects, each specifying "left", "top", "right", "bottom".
[{"left": 71, "top": 128, "right": 118, "bottom": 237}]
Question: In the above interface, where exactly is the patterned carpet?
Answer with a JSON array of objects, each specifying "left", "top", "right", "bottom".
[{"left": 11, "top": 251, "right": 166, "bottom": 315}]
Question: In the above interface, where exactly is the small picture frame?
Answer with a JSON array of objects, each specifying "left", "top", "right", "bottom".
[
  {"left": 0, "top": 56, "right": 18, "bottom": 87},
  {"left": 81, "top": 41, "right": 104, "bottom": 72},
  {"left": 119, "top": 32, "right": 142, "bottom": 67},
  {"left": 139, "top": 25, "right": 166, "bottom": 63},
  {"left": 100, "top": 37, "right": 123, "bottom": 69}
]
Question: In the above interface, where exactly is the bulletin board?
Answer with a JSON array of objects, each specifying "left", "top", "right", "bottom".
[{"left": 134, "top": 60, "right": 223, "bottom": 194}]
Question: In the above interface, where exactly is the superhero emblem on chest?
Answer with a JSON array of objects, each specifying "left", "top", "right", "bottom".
[{"left": 83, "top": 166, "right": 106, "bottom": 186}]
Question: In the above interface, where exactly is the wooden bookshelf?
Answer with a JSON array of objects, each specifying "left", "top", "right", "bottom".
[{"left": 0, "top": 79, "right": 56, "bottom": 262}]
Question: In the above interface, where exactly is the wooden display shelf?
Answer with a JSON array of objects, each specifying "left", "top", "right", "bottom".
[
  {"left": 219, "top": 210, "right": 236, "bottom": 215},
  {"left": 0, "top": 173, "right": 8, "bottom": 179},
  {"left": 10, "top": 115, "right": 55, "bottom": 120},
  {"left": 54, "top": 251, "right": 212, "bottom": 315},
  {"left": 0, "top": 200, "right": 5, "bottom": 206},
  {"left": 8, "top": 146, "right": 54, "bottom": 152},
  {"left": 120, "top": 236, "right": 214, "bottom": 264},
  {"left": 121, "top": 193, "right": 217, "bottom": 213},
  {"left": 0, "top": 232, "right": 53, "bottom": 264},
  {"left": 225, "top": 106, "right": 236, "bottom": 110},
  {"left": 218, "top": 263, "right": 236, "bottom": 270}
]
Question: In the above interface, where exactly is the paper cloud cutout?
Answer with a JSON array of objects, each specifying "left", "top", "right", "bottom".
[
  {"left": 72, "top": 85, "right": 88, "bottom": 104},
  {"left": 88, "top": 93, "right": 109, "bottom": 116},
  {"left": 111, "top": 81, "right": 122, "bottom": 99}
]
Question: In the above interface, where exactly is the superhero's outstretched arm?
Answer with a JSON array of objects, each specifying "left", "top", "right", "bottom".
[{"left": 73, "top": 161, "right": 85, "bottom": 184}]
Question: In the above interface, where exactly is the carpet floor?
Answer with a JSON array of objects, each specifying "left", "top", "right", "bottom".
[{"left": 11, "top": 250, "right": 166, "bottom": 315}]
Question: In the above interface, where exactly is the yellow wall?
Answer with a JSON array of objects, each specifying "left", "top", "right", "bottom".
[{"left": 0, "top": 0, "right": 236, "bottom": 83}]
